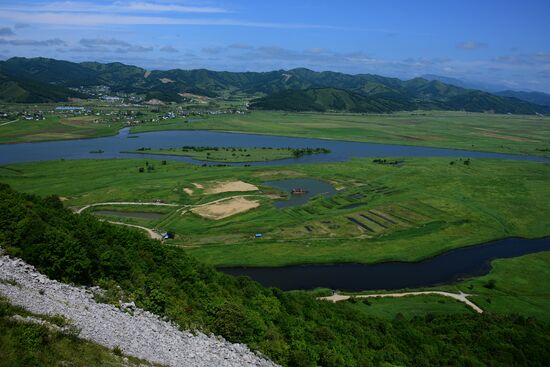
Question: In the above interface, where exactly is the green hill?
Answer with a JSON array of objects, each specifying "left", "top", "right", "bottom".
[
  {"left": 2, "top": 183, "right": 550, "bottom": 366},
  {"left": 1, "top": 57, "right": 549, "bottom": 114},
  {"left": 250, "top": 86, "right": 549, "bottom": 114},
  {"left": 250, "top": 88, "right": 415, "bottom": 113},
  {"left": 0, "top": 72, "right": 84, "bottom": 103}
]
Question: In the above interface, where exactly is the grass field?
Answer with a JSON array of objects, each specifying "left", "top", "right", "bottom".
[
  {"left": 0, "top": 115, "right": 123, "bottom": 144},
  {"left": 123, "top": 146, "right": 328, "bottom": 162},
  {"left": 2, "top": 156, "right": 549, "bottom": 268},
  {"left": 132, "top": 110, "right": 550, "bottom": 157}
]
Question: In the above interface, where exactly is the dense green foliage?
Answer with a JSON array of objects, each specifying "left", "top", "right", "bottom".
[
  {"left": 1, "top": 57, "right": 548, "bottom": 114},
  {"left": 0, "top": 298, "right": 154, "bottom": 367},
  {"left": 2, "top": 183, "right": 550, "bottom": 366},
  {"left": 0, "top": 72, "right": 84, "bottom": 103},
  {"left": 250, "top": 87, "right": 549, "bottom": 114}
]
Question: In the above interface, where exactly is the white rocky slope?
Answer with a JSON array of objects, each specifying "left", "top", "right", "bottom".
[{"left": 0, "top": 250, "right": 278, "bottom": 367}]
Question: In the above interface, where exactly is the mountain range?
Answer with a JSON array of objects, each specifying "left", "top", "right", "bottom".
[
  {"left": 422, "top": 74, "right": 550, "bottom": 107},
  {"left": 0, "top": 57, "right": 548, "bottom": 114}
]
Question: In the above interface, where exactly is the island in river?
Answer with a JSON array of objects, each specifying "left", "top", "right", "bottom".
[{"left": 122, "top": 146, "right": 330, "bottom": 162}]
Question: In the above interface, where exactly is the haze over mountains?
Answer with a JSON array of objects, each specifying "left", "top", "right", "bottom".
[{"left": 0, "top": 57, "right": 548, "bottom": 115}]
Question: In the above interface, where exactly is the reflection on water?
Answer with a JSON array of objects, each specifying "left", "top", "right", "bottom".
[{"left": 264, "top": 178, "right": 337, "bottom": 208}]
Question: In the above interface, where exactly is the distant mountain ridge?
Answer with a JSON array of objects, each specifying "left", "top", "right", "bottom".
[
  {"left": 421, "top": 74, "right": 550, "bottom": 107},
  {"left": 0, "top": 57, "right": 548, "bottom": 114}
]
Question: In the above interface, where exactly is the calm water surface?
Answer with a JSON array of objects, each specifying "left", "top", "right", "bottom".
[
  {"left": 264, "top": 178, "right": 337, "bottom": 208},
  {"left": 219, "top": 237, "right": 550, "bottom": 291},
  {"left": 1, "top": 128, "right": 549, "bottom": 165}
]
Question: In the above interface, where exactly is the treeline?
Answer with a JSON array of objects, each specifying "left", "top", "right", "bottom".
[{"left": 1, "top": 183, "right": 550, "bottom": 367}]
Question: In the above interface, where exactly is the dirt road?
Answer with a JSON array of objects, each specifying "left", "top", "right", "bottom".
[{"left": 319, "top": 291, "right": 483, "bottom": 313}]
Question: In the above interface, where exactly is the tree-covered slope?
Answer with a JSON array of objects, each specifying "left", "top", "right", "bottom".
[
  {"left": 2, "top": 183, "right": 550, "bottom": 366},
  {"left": 0, "top": 72, "right": 84, "bottom": 103},
  {"left": 249, "top": 88, "right": 415, "bottom": 113},
  {"left": 1, "top": 57, "right": 549, "bottom": 114},
  {"left": 250, "top": 86, "right": 549, "bottom": 114}
]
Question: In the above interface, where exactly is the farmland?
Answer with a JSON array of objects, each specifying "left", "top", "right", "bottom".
[{"left": 2, "top": 156, "right": 549, "bottom": 268}]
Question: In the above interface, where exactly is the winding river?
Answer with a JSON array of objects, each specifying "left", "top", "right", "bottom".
[
  {"left": 2, "top": 128, "right": 549, "bottom": 291},
  {"left": 1, "top": 128, "right": 549, "bottom": 165},
  {"left": 219, "top": 237, "right": 550, "bottom": 291}
]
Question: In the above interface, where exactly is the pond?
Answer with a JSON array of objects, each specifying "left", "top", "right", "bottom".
[
  {"left": 1, "top": 128, "right": 549, "bottom": 165},
  {"left": 219, "top": 237, "right": 550, "bottom": 291},
  {"left": 93, "top": 210, "right": 166, "bottom": 220},
  {"left": 264, "top": 178, "right": 337, "bottom": 208}
]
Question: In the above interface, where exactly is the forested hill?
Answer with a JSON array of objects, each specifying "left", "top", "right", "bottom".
[
  {"left": 0, "top": 72, "right": 85, "bottom": 103},
  {"left": 249, "top": 87, "right": 550, "bottom": 114},
  {"left": 2, "top": 182, "right": 550, "bottom": 366},
  {"left": 1, "top": 56, "right": 549, "bottom": 114}
]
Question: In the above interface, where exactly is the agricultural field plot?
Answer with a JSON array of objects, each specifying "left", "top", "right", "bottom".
[
  {"left": 132, "top": 110, "right": 550, "bottom": 158},
  {"left": 0, "top": 115, "right": 123, "bottom": 143},
  {"left": 2, "top": 156, "right": 550, "bottom": 269}
]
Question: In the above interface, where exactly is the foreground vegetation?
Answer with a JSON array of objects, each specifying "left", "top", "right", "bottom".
[
  {"left": 124, "top": 146, "right": 330, "bottom": 162},
  {"left": 2, "top": 183, "right": 550, "bottom": 367},
  {"left": 133, "top": 110, "right": 550, "bottom": 158},
  {"left": 0, "top": 297, "right": 156, "bottom": 367}
]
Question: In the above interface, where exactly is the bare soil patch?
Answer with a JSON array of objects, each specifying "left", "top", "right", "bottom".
[
  {"left": 192, "top": 182, "right": 204, "bottom": 189},
  {"left": 183, "top": 188, "right": 193, "bottom": 195},
  {"left": 192, "top": 197, "right": 259, "bottom": 220},
  {"left": 205, "top": 180, "right": 258, "bottom": 194}
]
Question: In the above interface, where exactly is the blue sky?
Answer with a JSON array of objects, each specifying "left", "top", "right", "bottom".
[{"left": 0, "top": 0, "right": 549, "bottom": 92}]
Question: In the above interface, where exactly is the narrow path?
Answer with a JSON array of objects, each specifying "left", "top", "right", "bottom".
[
  {"left": 319, "top": 291, "right": 483, "bottom": 314},
  {"left": 106, "top": 220, "right": 163, "bottom": 240},
  {"left": 76, "top": 201, "right": 180, "bottom": 214},
  {"left": 0, "top": 119, "right": 18, "bottom": 127}
]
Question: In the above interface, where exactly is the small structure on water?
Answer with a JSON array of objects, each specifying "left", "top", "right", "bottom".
[{"left": 291, "top": 188, "right": 308, "bottom": 195}]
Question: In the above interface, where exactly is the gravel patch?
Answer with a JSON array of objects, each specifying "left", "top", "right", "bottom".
[{"left": 0, "top": 251, "right": 278, "bottom": 367}]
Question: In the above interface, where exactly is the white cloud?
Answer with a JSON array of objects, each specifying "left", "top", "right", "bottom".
[
  {"left": 457, "top": 41, "right": 487, "bottom": 50},
  {"left": 1, "top": 1, "right": 228, "bottom": 14},
  {"left": 0, "top": 37, "right": 65, "bottom": 46},
  {"left": 0, "top": 26, "right": 14, "bottom": 36},
  {"left": 160, "top": 45, "right": 178, "bottom": 53},
  {"left": 0, "top": 10, "right": 332, "bottom": 29}
]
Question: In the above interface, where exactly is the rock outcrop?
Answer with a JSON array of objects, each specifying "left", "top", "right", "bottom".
[{"left": 0, "top": 251, "right": 278, "bottom": 367}]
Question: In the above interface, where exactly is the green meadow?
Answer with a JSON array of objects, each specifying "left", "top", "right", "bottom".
[
  {"left": 0, "top": 115, "right": 122, "bottom": 144},
  {"left": 2, "top": 156, "right": 549, "bottom": 268}
]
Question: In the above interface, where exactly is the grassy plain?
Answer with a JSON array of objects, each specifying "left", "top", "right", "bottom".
[
  {"left": 1, "top": 157, "right": 549, "bottom": 268},
  {"left": 123, "top": 146, "right": 324, "bottom": 162},
  {"left": 133, "top": 110, "right": 550, "bottom": 157},
  {"left": 0, "top": 115, "right": 122, "bottom": 144}
]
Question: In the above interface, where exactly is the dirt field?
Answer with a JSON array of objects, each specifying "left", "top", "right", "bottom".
[
  {"left": 192, "top": 182, "right": 204, "bottom": 189},
  {"left": 191, "top": 197, "right": 259, "bottom": 220},
  {"left": 204, "top": 180, "right": 258, "bottom": 194},
  {"left": 183, "top": 188, "right": 193, "bottom": 195}
]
